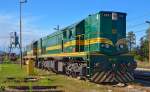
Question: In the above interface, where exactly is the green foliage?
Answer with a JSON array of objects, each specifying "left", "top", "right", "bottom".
[
  {"left": 127, "top": 31, "right": 136, "bottom": 52},
  {"left": 134, "top": 28, "right": 149, "bottom": 62},
  {"left": 135, "top": 55, "right": 144, "bottom": 61}
]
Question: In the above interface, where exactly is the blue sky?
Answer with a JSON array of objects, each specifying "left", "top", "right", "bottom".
[{"left": 0, "top": 0, "right": 150, "bottom": 51}]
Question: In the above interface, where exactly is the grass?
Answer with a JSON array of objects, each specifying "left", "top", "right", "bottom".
[
  {"left": 0, "top": 64, "right": 27, "bottom": 83},
  {"left": 0, "top": 63, "right": 135, "bottom": 92}
]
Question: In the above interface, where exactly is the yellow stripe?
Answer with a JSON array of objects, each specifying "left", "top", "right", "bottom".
[
  {"left": 41, "top": 52, "right": 87, "bottom": 57},
  {"left": 76, "top": 40, "right": 84, "bottom": 45},
  {"left": 46, "top": 45, "right": 61, "bottom": 50},
  {"left": 25, "top": 37, "right": 113, "bottom": 56},
  {"left": 24, "top": 52, "right": 103, "bottom": 59},
  {"left": 40, "top": 52, "right": 103, "bottom": 57},
  {"left": 85, "top": 38, "right": 113, "bottom": 45},
  {"left": 64, "top": 40, "right": 84, "bottom": 47},
  {"left": 26, "top": 38, "right": 113, "bottom": 54},
  {"left": 64, "top": 40, "right": 76, "bottom": 47},
  {"left": 46, "top": 37, "right": 113, "bottom": 51}
]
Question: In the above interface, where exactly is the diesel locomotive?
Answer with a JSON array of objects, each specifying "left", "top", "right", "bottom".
[{"left": 24, "top": 11, "right": 137, "bottom": 83}]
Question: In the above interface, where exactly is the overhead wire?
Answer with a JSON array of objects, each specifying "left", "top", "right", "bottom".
[
  {"left": 127, "top": 12, "right": 150, "bottom": 22},
  {"left": 127, "top": 22, "right": 146, "bottom": 29},
  {"left": 127, "top": 28, "right": 147, "bottom": 34},
  {"left": 126, "top": 14, "right": 149, "bottom": 33},
  {"left": 126, "top": 12, "right": 150, "bottom": 32}
]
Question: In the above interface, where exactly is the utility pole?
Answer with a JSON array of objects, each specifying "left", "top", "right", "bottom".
[
  {"left": 19, "top": 0, "right": 27, "bottom": 68},
  {"left": 146, "top": 21, "right": 150, "bottom": 64}
]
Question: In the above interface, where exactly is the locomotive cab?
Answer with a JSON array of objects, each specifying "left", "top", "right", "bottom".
[{"left": 99, "top": 11, "right": 128, "bottom": 55}]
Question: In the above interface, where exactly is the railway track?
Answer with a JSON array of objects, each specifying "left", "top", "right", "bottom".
[
  {"left": 134, "top": 69, "right": 150, "bottom": 86},
  {"left": 4, "top": 86, "right": 63, "bottom": 92},
  {"left": 134, "top": 71, "right": 150, "bottom": 81}
]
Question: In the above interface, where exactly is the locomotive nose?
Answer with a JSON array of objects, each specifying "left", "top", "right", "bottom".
[
  {"left": 109, "top": 58, "right": 131, "bottom": 71},
  {"left": 99, "top": 44, "right": 119, "bottom": 56}
]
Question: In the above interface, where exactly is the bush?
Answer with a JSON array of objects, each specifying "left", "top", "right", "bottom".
[{"left": 135, "top": 55, "right": 144, "bottom": 61}]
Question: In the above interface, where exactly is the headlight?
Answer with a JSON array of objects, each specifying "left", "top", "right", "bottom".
[
  {"left": 105, "top": 44, "right": 110, "bottom": 48},
  {"left": 119, "top": 44, "right": 124, "bottom": 49},
  {"left": 101, "top": 44, "right": 110, "bottom": 48},
  {"left": 101, "top": 44, "right": 105, "bottom": 48}
]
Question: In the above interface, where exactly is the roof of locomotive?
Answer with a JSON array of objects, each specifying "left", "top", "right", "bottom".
[
  {"left": 29, "top": 11, "right": 127, "bottom": 45},
  {"left": 99, "top": 11, "right": 127, "bottom": 15},
  {"left": 60, "top": 19, "right": 84, "bottom": 31}
]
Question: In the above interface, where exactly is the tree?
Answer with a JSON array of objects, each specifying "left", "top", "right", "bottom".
[
  {"left": 137, "top": 36, "right": 148, "bottom": 61},
  {"left": 145, "top": 28, "right": 150, "bottom": 40},
  {"left": 140, "top": 37, "right": 145, "bottom": 46},
  {"left": 135, "top": 29, "right": 149, "bottom": 62},
  {"left": 127, "top": 31, "right": 136, "bottom": 52}
]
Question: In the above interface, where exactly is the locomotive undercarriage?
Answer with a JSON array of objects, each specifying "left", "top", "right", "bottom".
[
  {"left": 36, "top": 57, "right": 87, "bottom": 79},
  {"left": 34, "top": 55, "right": 136, "bottom": 83},
  {"left": 65, "top": 62, "right": 87, "bottom": 78}
]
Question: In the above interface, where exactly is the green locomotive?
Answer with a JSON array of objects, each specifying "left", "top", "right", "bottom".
[{"left": 24, "top": 11, "right": 137, "bottom": 83}]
